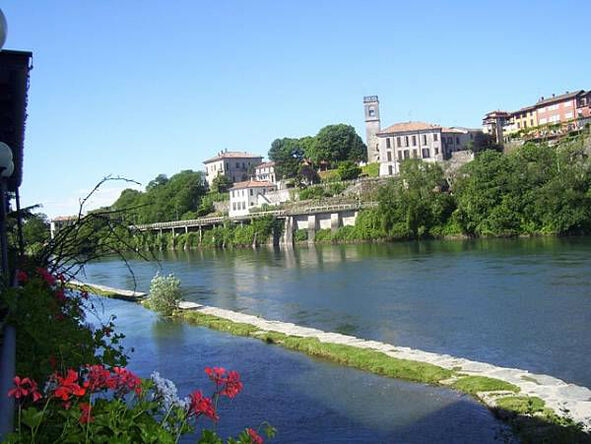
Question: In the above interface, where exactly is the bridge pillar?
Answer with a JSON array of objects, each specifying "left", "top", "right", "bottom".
[
  {"left": 330, "top": 213, "right": 340, "bottom": 232},
  {"left": 199, "top": 226, "right": 203, "bottom": 245},
  {"left": 307, "top": 214, "right": 316, "bottom": 244},
  {"left": 282, "top": 216, "right": 294, "bottom": 246},
  {"left": 171, "top": 227, "right": 175, "bottom": 236},
  {"left": 159, "top": 228, "right": 163, "bottom": 236},
  {"left": 184, "top": 226, "right": 188, "bottom": 234}
]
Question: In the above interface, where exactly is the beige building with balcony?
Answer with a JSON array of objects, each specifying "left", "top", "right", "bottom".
[
  {"left": 203, "top": 150, "right": 263, "bottom": 188},
  {"left": 376, "top": 122, "right": 480, "bottom": 176}
]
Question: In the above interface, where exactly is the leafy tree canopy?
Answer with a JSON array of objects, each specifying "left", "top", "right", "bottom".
[
  {"left": 111, "top": 170, "right": 207, "bottom": 223},
  {"left": 308, "top": 124, "right": 367, "bottom": 165},
  {"left": 268, "top": 138, "right": 305, "bottom": 179}
]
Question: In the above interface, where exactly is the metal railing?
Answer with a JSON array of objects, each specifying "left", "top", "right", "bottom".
[{"left": 131, "top": 201, "right": 378, "bottom": 232}]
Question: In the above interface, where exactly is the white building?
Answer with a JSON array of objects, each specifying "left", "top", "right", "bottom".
[
  {"left": 50, "top": 215, "right": 77, "bottom": 239},
  {"left": 229, "top": 181, "right": 277, "bottom": 217},
  {"left": 203, "top": 150, "right": 263, "bottom": 188},
  {"left": 254, "top": 161, "right": 277, "bottom": 184},
  {"left": 376, "top": 121, "right": 481, "bottom": 177}
]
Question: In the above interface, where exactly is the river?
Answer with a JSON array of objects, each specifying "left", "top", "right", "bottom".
[{"left": 82, "top": 237, "right": 591, "bottom": 441}]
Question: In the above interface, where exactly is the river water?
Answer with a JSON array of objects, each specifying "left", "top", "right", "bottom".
[{"left": 82, "top": 237, "right": 591, "bottom": 441}]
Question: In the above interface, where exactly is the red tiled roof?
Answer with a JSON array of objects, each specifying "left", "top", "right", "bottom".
[
  {"left": 536, "top": 90, "right": 584, "bottom": 107},
  {"left": 255, "top": 161, "right": 275, "bottom": 169},
  {"left": 377, "top": 121, "right": 442, "bottom": 135},
  {"left": 230, "top": 180, "right": 276, "bottom": 190},
  {"left": 204, "top": 151, "right": 263, "bottom": 164}
]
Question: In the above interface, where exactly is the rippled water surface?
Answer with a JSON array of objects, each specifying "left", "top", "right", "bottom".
[{"left": 84, "top": 237, "right": 591, "bottom": 390}]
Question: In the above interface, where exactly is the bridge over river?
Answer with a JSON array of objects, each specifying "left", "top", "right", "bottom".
[{"left": 131, "top": 201, "right": 378, "bottom": 245}]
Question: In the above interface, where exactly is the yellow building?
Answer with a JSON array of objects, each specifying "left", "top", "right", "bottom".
[{"left": 507, "top": 105, "right": 538, "bottom": 135}]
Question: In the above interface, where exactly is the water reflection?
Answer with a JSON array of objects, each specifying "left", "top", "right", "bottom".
[{"left": 84, "top": 237, "right": 591, "bottom": 388}]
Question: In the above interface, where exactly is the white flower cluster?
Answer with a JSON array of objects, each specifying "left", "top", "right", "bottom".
[{"left": 150, "top": 371, "right": 189, "bottom": 410}]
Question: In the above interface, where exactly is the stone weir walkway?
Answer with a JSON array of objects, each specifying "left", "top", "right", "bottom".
[{"left": 179, "top": 300, "right": 591, "bottom": 429}]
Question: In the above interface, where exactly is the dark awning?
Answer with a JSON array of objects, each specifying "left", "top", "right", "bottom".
[{"left": 0, "top": 49, "right": 32, "bottom": 192}]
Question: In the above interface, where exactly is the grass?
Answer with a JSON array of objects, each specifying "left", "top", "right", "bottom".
[
  {"left": 66, "top": 282, "right": 117, "bottom": 298},
  {"left": 451, "top": 376, "right": 520, "bottom": 395},
  {"left": 361, "top": 162, "right": 380, "bottom": 178},
  {"left": 496, "top": 396, "right": 545, "bottom": 414}
]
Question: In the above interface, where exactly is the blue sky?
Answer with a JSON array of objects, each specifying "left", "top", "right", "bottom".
[{"left": 3, "top": 0, "right": 590, "bottom": 217}]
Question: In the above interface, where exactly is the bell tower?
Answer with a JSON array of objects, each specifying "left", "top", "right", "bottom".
[{"left": 363, "top": 96, "right": 381, "bottom": 162}]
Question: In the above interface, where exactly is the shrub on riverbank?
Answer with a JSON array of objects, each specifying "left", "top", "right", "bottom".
[{"left": 145, "top": 273, "right": 181, "bottom": 316}]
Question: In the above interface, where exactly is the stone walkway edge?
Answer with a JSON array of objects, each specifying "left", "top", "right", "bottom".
[{"left": 178, "top": 300, "right": 591, "bottom": 429}]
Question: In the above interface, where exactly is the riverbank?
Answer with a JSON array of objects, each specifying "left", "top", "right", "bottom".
[{"left": 77, "top": 280, "right": 591, "bottom": 442}]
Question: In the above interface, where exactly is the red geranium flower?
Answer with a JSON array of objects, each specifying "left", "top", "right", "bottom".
[
  {"left": 205, "top": 366, "right": 227, "bottom": 386},
  {"left": 78, "top": 402, "right": 94, "bottom": 424},
  {"left": 53, "top": 369, "right": 86, "bottom": 400},
  {"left": 36, "top": 267, "right": 56, "bottom": 286},
  {"left": 84, "top": 365, "right": 112, "bottom": 392},
  {"left": 220, "top": 371, "right": 243, "bottom": 399},
  {"left": 8, "top": 376, "right": 42, "bottom": 402},
  {"left": 247, "top": 428, "right": 264, "bottom": 444},
  {"left": 112, "top": 367, "right": 142, "bottom": 395},
  {"left": 16, "top": 271, "right": 28, "bottom": 283},
  {"left": 188, "top": 390, "right": 218, "bottom": 421}
]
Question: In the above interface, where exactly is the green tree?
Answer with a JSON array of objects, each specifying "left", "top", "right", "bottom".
[
  {"left": 211, "top": 174, "right": 233, "bottom": 193},
  {"left": 337, "top": 160, "right": 362, "bottom": 181},
  {"left": 22, "top": 212, "right": 50, "bottom": 251},
  {"left": 268, "top": 138, "right": 305, "bottom": 179},
  {"left": 309, "top": 124, "right": 367, "bottom": 165},
  {"left": 379, "top": 160, "right": 454, "bottom": 238}
]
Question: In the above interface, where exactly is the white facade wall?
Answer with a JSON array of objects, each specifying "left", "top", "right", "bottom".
[
  {"left": 229, "top": 184, "right": 276, "bottom": 217},
  {"left": 254, "top": 165, "right": 276, "bottom": 184}
]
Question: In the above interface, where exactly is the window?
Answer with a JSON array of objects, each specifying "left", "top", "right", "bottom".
[
  {"left": 435, "top": 148, "right": 439, "bottom": 155},
  {"left": 397, "top": 151, "right": 403, "bottom": 160},
  {"left": 422, "top": 148, "right": 430, "bottom": 158},
  {"left": 387, "top": 151, "right": 392, "bottom": 161},
  {"left": 434, "top": 133, "right": 438, "bottom": 142},
  {"left": 404, "top": 150, "right": 410, "bottom": 159},
  {"left": 530, "top": 120, "right": 534, "bottom": 126},
  {"left": 448, "top": 137, "right": 453, "bottom": 144},
  {"left": 386, "top": 138, "right": 391, "bottom": 148},
  {"left": 396, "top": 137, "right": 401, "bottom": 147},
  {"left": 368, "top": 107, "right": 375, "bottom": 117},
  {"left": 412, "top": 149, "right": 417, "bottom": 158},
  {"left": 412, "top": 135, "right": 417, "bottom": 146},
  {"left": 242, "top": 202, "right": 246, "bottom": 210},
  {"left": 232, "top": 203, "right": 236, "bottom": 210},
  {"left": 404, "top": 136, "right": 409, "bottom": 147},
  {"left": 388, "top": 165, "right": 393, "bottom": 175},
  {"left": 517, "top": 122, "right": 521, "bottom": 129},
  {"left": 524, "top": 122, "right": 527, "bottom": 128},
  {"left": 242, "top": 162, "right": 246, "bottom": 169},
  {"left": 236, "top": 162, "right": 240, "bottom": 168},
  {"left": 456, "top": 137, "right": 460, "bottom": 144},
  {"left": 250, "top": 189, "right": 253, "bottom": 196},
  {"left": 422, "top": 134, "right": 427, "bottom": 145},
  {"left": 250, "top": 202, "right": 254, "bottom": 206}
]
